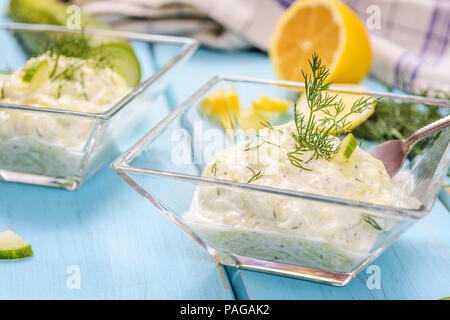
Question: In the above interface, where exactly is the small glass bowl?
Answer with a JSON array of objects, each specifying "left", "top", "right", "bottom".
[
  {"left": 111, "top": 75, "right": 450, "bottom": 286},
  {"left": 0, "top": 23, "right": 198, "bottom": 190}
]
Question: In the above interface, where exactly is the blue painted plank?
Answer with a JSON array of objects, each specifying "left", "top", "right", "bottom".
[
  {"left": 153, "top": 45, "right": 450, "bottom": 300},
  {"left": 0, "top": 162, "right": 233, "bottom": 299}
]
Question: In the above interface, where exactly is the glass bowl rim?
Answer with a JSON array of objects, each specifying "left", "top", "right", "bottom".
[
  {"left": 0, "top": 23, "right": 199, "bottom": 120},
  {"left": 111, "top": 75, "right": 450, "bottom": 220}
]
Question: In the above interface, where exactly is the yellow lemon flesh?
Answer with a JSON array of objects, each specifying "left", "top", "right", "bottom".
[
  {"left": 270, "top": 0, "right": 372, "bottom": 84},
  {"left": 201, "top": 89, "right": 294, "bottom": 132},
  {"left": 296, "top": 84, "right": 376, "bottom": 134},
  {"left": 200, "top": 88, "right": 240, "bottom": 131},
  {"left": 200, "top": 87, "right": 240, "bottom": 117},
  {"left": 253, "top": 96, "right": 292, "bottom": 113}
]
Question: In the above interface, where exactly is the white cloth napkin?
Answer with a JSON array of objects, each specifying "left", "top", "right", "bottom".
[{"left": 73, "top": 0, "right": 450, "bottom": 96}]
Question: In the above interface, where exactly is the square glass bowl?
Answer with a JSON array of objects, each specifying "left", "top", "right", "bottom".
[
  {"left": 0, "top": 23, "right": 198, "bottom": 190},
  {"left": 111, "top": 75, "right": 450, "bottom": 286}
]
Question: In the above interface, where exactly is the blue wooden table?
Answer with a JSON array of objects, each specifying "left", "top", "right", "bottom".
[{"left": 0, "top": 1, "right": 449, "bottom": 300}]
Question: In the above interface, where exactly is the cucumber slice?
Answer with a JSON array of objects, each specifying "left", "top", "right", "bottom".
[
  {"left": 22, "top": 59, "right": 50, "bottom": 86},
  {"left": 90, "top": 43, "right": 141, "bottom": 88},
  {"left": 333, "top": 133, "right": 357, "bottom": 163},
  {"left": 0, "top": 230, "right": 33, "bottom": 260},
  {"left": 9, "top": 0, "right": 141, "bottom": 87}
]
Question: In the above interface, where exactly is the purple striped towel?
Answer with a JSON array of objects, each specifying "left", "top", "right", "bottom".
[{"left": 73, "top": 0, "right": 450, "bottom": 96}]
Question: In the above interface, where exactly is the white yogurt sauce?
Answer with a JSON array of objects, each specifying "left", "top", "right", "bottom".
[
  {"left": 184, "top": 121, "right": 420, "bottom": 272},
  {"left": 0, "top": 53, "right": 131, "bottom": 177}
]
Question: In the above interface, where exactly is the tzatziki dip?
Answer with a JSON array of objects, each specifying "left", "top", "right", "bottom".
[
  {"left": 184, "top": 121, "right": 420, "bottom": 272},
  {"left": 0, "top": 53, "right": 131, "bottom": 177}
]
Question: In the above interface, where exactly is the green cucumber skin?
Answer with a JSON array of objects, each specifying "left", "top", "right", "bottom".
[
  {"left": 22, "top": 67, "right": 35, "bottom": 82},
  {"left": 22, "top": 60, "right": 49, "bottom": 83},
  {"left": 0, "top": 245, "right": 33, "bottom": 260},
  {"left": 342, "top": 134, "right": 357, "bottom": 159},
  {"left": 9, "top": 0, "right": 107, "bottom": 29}
]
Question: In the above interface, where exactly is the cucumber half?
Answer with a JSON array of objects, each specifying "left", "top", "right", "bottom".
[
  {"left": 90, "top": 42, "right": 141, "bottom": 88},
  {"left": 333, "top": 133, "right": 358, "bottom": 164},
  {"left": 0, "top": 230, "right": 33, "bottom": 260}
]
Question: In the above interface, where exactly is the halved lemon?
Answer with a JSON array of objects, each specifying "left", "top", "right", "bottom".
[
  {"left": 296, "top": 84, "right": 376, "bottom": 134},
  {"left": 269, "top": 0, "right": 372, "bottom": 83}
]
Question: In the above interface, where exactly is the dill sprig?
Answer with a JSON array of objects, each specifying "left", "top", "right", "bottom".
[
  {"left": 243, "top": 139, "right": 265, "bottom": 152},
  {"left": 362, "top": 214, "right": 383, "bottom": 231},
  {"left": 44, "top": 32, "right": 114, "bottom": 84},
  {"left": 260, "top": 121, "right": 283, "bottom": 133},
  {"left": 50, "top": 62, "right": 82, "bottom": 82},
  {"left": 243, "top": 134, "right": 280, "bottom": 151},
  {"left": 47, "top": 32, "right": 111, "bottom": 69},
  {"left": 211, "top": 160, "right": 220, "bottom": 176},
  {"left": 246, "top": 166, "right": 264, "bottom": 183},
  {"left": 56, "top": 84, "right": 62, "bottom": 99},
  {"left": 352, "top": 98, "right": 444, "bottom": 160},
  {"left": 287, "top": 53, "right": 379, "bottom": 170}
]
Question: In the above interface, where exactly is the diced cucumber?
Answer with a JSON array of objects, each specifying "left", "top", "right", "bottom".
[
  {"left": 333, "top": 133, "right": 358, "bottom": 163},
  {"left": 0, "top": 230, "right": 33, "bottom": 260},
  {"left": 22, "top": 59, "right": 50, "bottom": 86},
  {"left": 9, "top": 0, "right": 141, "bottom": 87}
]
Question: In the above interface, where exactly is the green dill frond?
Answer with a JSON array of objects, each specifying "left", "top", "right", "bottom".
[
  {"left": 352, "top": 98, "right": 444, "bottom": 160},
  {"left": 56, "top": 84, "right": 62, "bottom": 99},
  {"left": 50, "top": 62, "right": 82, "bottom": 82},
  {"left": 79, "top": 72, "right": 89, "bottom": 101},
  {"left": 288, "top": 53, "right": 378, "bottom": 170},
  {"left": 243, "top": 139, "right": 265, "bottom": 152},
  {"left": 44, "top": 31, "right": 115, "bottom": 84},
  {"left": 246, "top": 166, "right": 264, "bottom": 183},
  {"left": 243, "top": 134, "right": 281, "bottom": 152},
  {"left": 362, "top": 214, "right": 383, "bottom": 231},
  {"left": 211, "top": 160, "right": 220, "bottom": 176},
  {"left": 260, "top": 121, "right": 283, "bottom": 133}
]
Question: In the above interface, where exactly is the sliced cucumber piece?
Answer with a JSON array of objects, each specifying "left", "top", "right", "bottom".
[
  {"left": 0, "top": 230, "right": 33, "bottom": 260},
  {"left": 22, "top": 59, "right": 50, "bottom": 86},
  {"left": 90, "top": 43, "right": 141, "bottom": 88},
  {"left": 333, "top": 133, "right": 358, "bottom": 163},
  {"left": 9, "top": 0, "right": 141, "bottom": 87}
]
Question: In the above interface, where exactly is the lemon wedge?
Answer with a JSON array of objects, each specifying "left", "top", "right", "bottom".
[
  {"left": 200, "top": 87, "right": 239, "bottom": 116},
  {"left": 269, "top": 0, "right": 372, "bottom": 84},
  {"left": 252, "top": 96, "right": 292, "bottom": 113},
  {"left": 200, "top": 89, "right": 295, "bottom": 132},
  {"left": 200, "top": 87, "right": 240, "bottom": 132},
  {"left": 296, "top": 84, "right": 376, "bottom": 134}
]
